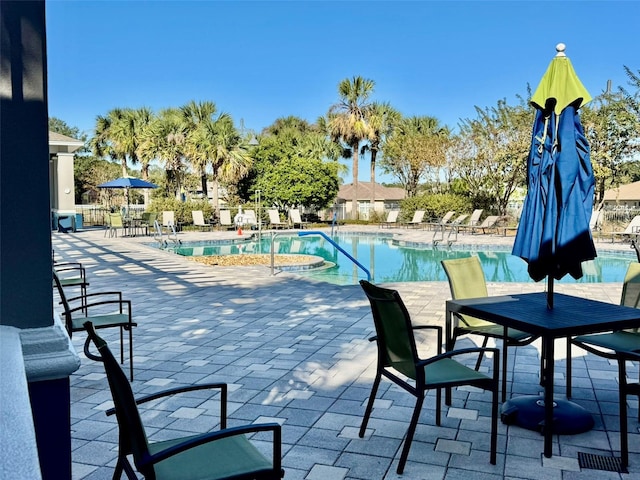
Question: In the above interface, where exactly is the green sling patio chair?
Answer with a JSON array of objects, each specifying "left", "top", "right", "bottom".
[
  {"left": 53, "top": 261, "right": 89, "bottom": 311},
  {"left": 53, "top": 270, "right": 136, "bottom": 380},
  {"left": 441, "top": 256, "right": 538, "bottom": 402},
  {"left": 139, "top": 212, "right": 157, "bottom": 236},
  {"left": 567, "top": 262, "right": 640, "bottom": 468},
  {"left": 83, "top": 321, "right": 284, "bottom": 480},
  {"left": 358, "top": 280, "right": 499, "bottom": 474}
]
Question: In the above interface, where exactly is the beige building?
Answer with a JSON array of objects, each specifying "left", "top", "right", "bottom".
[
  {"left": 49, "top": 131, "right": 83, "bottom": 229},
  {"left": 332, "top": 181, "right": 406, "bottom": 220},
  {"left": 602, "top": 181, "right": 640, "bottom": 208}
]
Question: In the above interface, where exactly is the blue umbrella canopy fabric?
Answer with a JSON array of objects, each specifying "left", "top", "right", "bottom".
[
  {"left": 98, "top": 177, "right": 158, "bottom": 189},
  {"left": 512, "top": 44, "right": 597, "bottom": 286}
]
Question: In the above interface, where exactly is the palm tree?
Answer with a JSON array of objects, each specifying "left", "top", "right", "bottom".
[
  {"left": 364, "top": 102, "right": 400, "bottom": 211},
  {"left": 328, "top": 76, "right": 375, "bottom": 219},
  {"left": 180, "top": 100, "right": 222, "bottom": 197},
  {"left": 138, "top": 108, "right": 187, "bottom": 199},
  {"left": 91, "top": 108, "right": 128, "bottom": 176},
  {"left": 192, "top": 115, "right": 253, "bottom": 212}
]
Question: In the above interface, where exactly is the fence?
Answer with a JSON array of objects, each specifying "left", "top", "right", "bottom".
[{"left": 74, "top": 205, "right": 147, "bottom": 227}]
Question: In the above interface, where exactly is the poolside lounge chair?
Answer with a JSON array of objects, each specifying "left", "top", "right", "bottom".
[
  {"left": 403, "top": 210, "right": 426, "bottom": 229},
  {"left": 83, "top": 321, "right": 284, "bottom": 480},
  {"left": 53, "top": 270, "right": 136, "bottom": 380},
  {"left": 358, "top": 280, "right": 498, "bottom": 474},
  {"left": 161, "top": 210, "right": 176, "bottom": 232},
  {"left": 441, "top": 256, "right": 538, "bottom": 402},
  {"left": 289, "top": 208, "right": 309, "bottom": 229},
  {"left": 192, "top": 210, "right": 214, "bottom": 231},
  {"left": 218, "top": 210, "right": 235, "bottom": 230},
  {"left": 567, "top": 262, "right": 640, "bottom": 469},
  {"left": 268, "top": 209, "right": 288, "bottom": 229},
  {"left": 425, "top": 210, "right": 456, "bottom": 231},
  {"left": 459, "top": 209, "right": 484, "bottom": 234},
  {"left": 476, "top": 215, "right": 500, "bottom": 234},
  {"left": 379, "top": 210, "right": 400, "bottom": 228},
  {"left": 610, "top": 215, "right": 640, "bottom": 243}
]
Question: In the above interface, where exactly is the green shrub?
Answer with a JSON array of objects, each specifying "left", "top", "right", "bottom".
[
  {"left": 400, "top": 193, "right": 472, "bottom": 222},
  {"left": 148, "top": 198, "right": 215, "bottom": 225}
]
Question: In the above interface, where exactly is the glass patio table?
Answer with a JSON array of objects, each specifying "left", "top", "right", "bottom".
[{"left": 445, "top": 292, "right": 640, "bottom": 458}]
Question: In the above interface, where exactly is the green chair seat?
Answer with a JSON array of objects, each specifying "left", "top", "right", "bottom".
[
  {"left": 425, "top": 357, "right": 497, "bottom": 386},
  {"left": 70, "top": 313, "right": 130, "bottom": 331},
  {"left": 573, "top": 330, "right": 640, "bottom": 355},
  {"left": 150, "top": 434, "right": 272, "bottom": 480}
]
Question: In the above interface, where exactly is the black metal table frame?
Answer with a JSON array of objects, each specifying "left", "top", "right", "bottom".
[{"left": 445, "top": 292, "right": 640, "bottom": 458}]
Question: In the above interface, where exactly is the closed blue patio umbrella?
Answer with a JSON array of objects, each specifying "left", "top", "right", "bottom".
[{"left": 512, "top": 43, "right": 597, "bottom": 308}]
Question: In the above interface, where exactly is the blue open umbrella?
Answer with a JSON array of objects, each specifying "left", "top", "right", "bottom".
[
  {"left": 512, "top": 44, "right": 597, "bottom": 308},
  {"left": 98, "top": 177, "right": 158, "bottom": 212},
  {"left": 98, "top": 177, "right": 159, "bottom": 189}
]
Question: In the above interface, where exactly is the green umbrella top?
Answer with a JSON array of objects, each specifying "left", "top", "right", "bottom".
[{"left": 530, "top": 43, "right": 592, "bottom": 115}]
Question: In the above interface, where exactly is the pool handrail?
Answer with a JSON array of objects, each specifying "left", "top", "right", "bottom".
[{"left": 298, "top": 231, "right": 371, "bottom": 281}]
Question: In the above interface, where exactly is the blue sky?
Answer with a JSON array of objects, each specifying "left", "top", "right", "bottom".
[{"left": 46, "top": 1, "right": 640, "bottom": 183}]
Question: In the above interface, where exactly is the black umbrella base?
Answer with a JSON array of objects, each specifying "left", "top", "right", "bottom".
[{"left": 501, "top": 395, "right": 594, "bottom": 435}]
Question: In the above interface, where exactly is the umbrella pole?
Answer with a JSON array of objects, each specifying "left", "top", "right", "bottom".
[{"left": 547, "top": 276, "right": 554, "bottom": 309}]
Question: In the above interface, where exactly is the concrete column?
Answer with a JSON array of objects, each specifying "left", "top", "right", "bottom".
[
  {"left": 51, "top": 152, "right": 77, "bottom": 230},
  {"left": 1, "top": 3, "right": 81, "bottom": 480}
]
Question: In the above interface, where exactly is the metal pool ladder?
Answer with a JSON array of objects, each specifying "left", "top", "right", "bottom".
[{"left": 295, "top": 231, "right": 371, "bottom": 281}]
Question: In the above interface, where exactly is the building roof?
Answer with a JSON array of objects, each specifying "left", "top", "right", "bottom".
[
  {"left": 337, "top": 182, "right": 405, "bottom": 201},
  {"left": 603, "top": 181, "right": 640, "bottom": 201},
  {"left": 49, "top": 131, "right": 84, "bottom": 154}
]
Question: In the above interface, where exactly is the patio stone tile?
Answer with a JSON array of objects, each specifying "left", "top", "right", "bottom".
[
  {"left": 54, "top": 228, "right": 638, "bottom": 479},
  {"left": 306, "top": 464, "right": 349, "bottom": 480}
]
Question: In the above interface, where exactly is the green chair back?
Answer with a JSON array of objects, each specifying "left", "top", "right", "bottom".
[
  {"left": 84, "top": 322, "right": 150, "bottom": 468},
  {"left": 110, "top": 213, "right": 124, "bottom": 228},
  {"left": 441, "top": 256, "right": 492, "bottom": 328},
  {"left": 621, "top": 262, "right": 640, "bottom": 309},
  {"left": 620, "top": 263, "right": 640, "bottom": 334},
  {"left": 359, "top": 280, "right": 419, "bottom": 380}
]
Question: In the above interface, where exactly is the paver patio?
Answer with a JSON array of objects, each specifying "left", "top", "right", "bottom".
[{"left": 52, "top": 226, "right": 639, "bottom": 479}]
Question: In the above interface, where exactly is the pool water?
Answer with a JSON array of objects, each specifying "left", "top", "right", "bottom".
[{"left": 160, "top": 233, "right": 635, "bottom": 286}]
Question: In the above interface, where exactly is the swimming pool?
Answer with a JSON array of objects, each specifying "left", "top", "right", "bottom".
[{"left": 158, "top": 233, "right": 635, "bottom": 285}]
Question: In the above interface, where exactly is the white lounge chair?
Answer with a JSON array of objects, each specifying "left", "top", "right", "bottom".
[
  {"left": 289, "top": 209, "right": 309, "bottom": 229},
  {"left": 218, "top": 210, "right": 235, "bottom": 230},
  {"left": 268, "top": 209, "right": 288, "bottom": 229},
  {"left": 460, "top": 209, "right": 484, "bottom": 233},
  {"left": 191, "top": 210, "right": 213, "bottom": 231},
  {"left": 403, "top": 210, "right": 426, "bottom": 228},
  {"left": 477, "top": 215, "right": 501, "bottom": 234},
  {"left": 611, "top": 215, "right": 640, "bottom": 243},
  {"left": 380, "top": 210, "right": 400, "bottom": 228}
]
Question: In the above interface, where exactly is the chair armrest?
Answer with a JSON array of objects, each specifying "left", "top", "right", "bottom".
[
  {"left": 419, "top": 346, "right": 500, "bottom": 378},
  {"left": 106, "top": 383, "right": 228, "bottom": 427},
  {"left": 66, "top": 291, "right": 123, "bottom": 304},
  {"left": 67, "top": 298, "right": 131, "bottom": 317},
  {"left": 54, "top": 261, "right": 84, "bottom": 269},
  {"left": 54, "top": 263, "right": 86, "bottom": 279},
  {"left": 139, "top": 423, "right": 282, "bottom": 473}
]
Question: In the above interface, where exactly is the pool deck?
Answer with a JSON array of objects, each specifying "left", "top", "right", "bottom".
[{"left": 53, "top": 225, "right": 638, "bottom": 479}]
